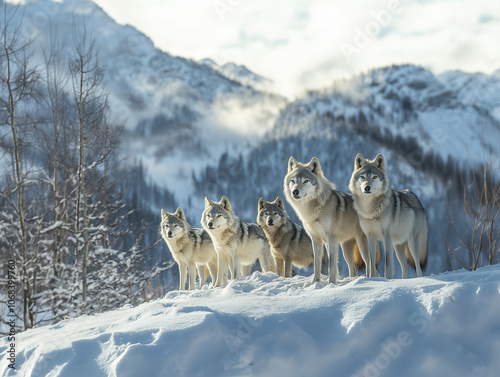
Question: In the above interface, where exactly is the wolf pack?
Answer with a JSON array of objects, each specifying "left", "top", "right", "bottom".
[{"left": 161, "top": 154, "right": 428, "bottom": 290}]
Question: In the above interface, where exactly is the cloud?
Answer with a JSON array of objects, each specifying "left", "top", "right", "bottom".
[{"left": 93, "top": 0, "right": 500, "bottom": 97}]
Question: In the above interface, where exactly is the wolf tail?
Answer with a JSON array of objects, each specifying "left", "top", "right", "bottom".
[{"left": 406, "top": 219, "right": 428, "bottom": 271}]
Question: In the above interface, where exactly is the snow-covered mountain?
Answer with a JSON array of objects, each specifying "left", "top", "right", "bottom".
[
  {"left": 438, "top": 69, "right": 500, "bottom": 123},
  {"left": 200, "top": 58, "right": 274, "bottom": 92},
  {"left": 14, "top": 0, "right": 286, "bottom": 196},
  {"left": 12, "top": 1, "right": 499, "bottom": 201},
  {"left": 272, "top": 64, "right": 500, "bottom": 167},
  {"left": 2, "top": 266, "right": 500, "bottom": 377}
]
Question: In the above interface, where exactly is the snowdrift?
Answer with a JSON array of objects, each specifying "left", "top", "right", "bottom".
[{"left": 2, "top": 266, "right": 500, "bottom": 377}]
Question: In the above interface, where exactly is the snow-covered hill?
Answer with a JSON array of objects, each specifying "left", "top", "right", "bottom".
[{"left": 2, "top": 266, "right": 500, "bottom": 377}]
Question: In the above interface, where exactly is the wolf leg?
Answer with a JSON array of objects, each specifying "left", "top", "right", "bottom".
[
  {"left": 188, "top": 262, "right": 196, "bottom": 290},
  {"left": 241, "top": 264, "right": 252, "bottom": 277},
  {"left": 310, "top": 235, "right": 323, "bottom": 283},
  {"left": 340, "top": 239, "right": 357, "bottom": 277},
  {"left": 207, "top": 259, "right": 217, "bottom": 286},
  {"left": 178, "top": 262, "right": 187, "bottom": 291},
  {"left": 217, "top": 254, "right": 229, "bottom": 287},
  {"left": 394, "top": 243, "right": 408, "bottom": 279},
  {"left": 327, "top": 236, "right": 340, "bottom": 284},
  {"left": 384, "top": 233, "right": 394, "bottom": 279},
  {"left": 214, "top": 250, "right": 225, "bottom": 287},
  {"left": 367, "top": 237, "right": 378, "bottom": 278},
  {"left": 358, "top": 234, "right": 374, "bottom": 277},
  {"left": 275, "top": 255, "right": 285, "bottom": 277},
  {"left": 196, "top": 263, "right": 205, "bottom": 288},
  {"left": 232, "top": 254, "right": 241, "bottom": 279},
  {"left": 284, "top": 257, "right": 293, "bottom": 278}
]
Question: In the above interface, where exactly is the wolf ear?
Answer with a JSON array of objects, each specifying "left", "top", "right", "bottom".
[
  {"left": 355, "top": 153, "right": 366, "bottom": 170},
  {"left": 205, "top": 197, "right": 215, "bottom": 208},
  {"left": 288, "top": 156, "right": 298, "bottom": 173},
  {"left": 220, "top": 196, "right": 232, "bottom": 211},
  {"left": 161, "top": 209, "right": 169, "bottom": 220},
  {"left": 374, "top": 154, "right": 386, "bottom": 171},
  {"left": 174, "top": 207, "right": 186, "bottom": 221},
  {"left": 274, "top": 196, "right": 284, "bottom": 210},
  {"left": 307, "top": 157, "right": 322, "bottom": 175},
  {"left": 258, "top": 197, "right": 267, "bottom": 211}
]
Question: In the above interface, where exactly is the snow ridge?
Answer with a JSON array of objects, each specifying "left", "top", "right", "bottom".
[{"left": 2, "top": 266, "right": 500, "bottom": 377}]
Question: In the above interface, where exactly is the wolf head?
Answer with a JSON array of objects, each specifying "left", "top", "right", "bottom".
[
  {"left": 161, "top": 207, "right": 188, "bottom": 240},
  {"left": 257, "top": 197, "right": 287, "bottom": 229},
  {"left": 349, "top": 153, "right": 389, "bottom": 196},
  {"left": 202, "top": 196, "right": 234, "bottom": 231},
  {"left": 283, "top": 156, "right": 336, "bottom": 204}
]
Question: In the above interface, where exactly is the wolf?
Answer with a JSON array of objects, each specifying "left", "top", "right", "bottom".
[
  {"left": 284, "top": 156, "right": 378, "bottom": 284},
  {"left": 201, "top": 196, "right": 275, "bottom": 287},
  {"left": 161, "top": 208, "right": 218, "bottom": 290},
  {"left": 258, "top": 196, "right": 369, "bottom": 277},
  {"left": 348, "top": 153, "right": 428, "bottom": 278}
]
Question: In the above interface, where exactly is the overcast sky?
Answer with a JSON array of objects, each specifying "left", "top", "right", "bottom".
[{"left": 90, "top": 0, "right": 499, "bottom": 97}]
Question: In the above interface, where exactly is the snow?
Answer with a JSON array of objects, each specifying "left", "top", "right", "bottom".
[{"left": 2, "top": 265, "right": 500, "bottom": 377}]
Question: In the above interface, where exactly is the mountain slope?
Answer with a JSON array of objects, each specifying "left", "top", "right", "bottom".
[
  {"left": 2, "top": 266, "right": 500, "bottom": 377},
  {"left": 438, "top": 70, "right": 500, "bottom": 123},
  {"left": 272, "top": 65, "right": 500, "bottom": 167},
  {"left": 14, "top": 0, "right": 286, "bottom": 196},
  {"left": 200, "top": 58, "right": 274, "bottom": 92}
]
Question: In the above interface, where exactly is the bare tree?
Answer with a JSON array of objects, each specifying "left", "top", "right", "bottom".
[
  {"left": 0, "top": 3, "right": 40, "bottom": 330},
  {"left": 446, "top": 140, "right": 500, "bottom": 270},
  {"left": 68, "top": 23, "right": 110, "bottom": 313}
]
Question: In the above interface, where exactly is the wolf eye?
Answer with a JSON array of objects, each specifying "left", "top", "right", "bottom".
[
  {"left": 304, "top": 179, "right": 309, "bottom": 183},
  {"left": 273, "top": 212, "right": 278, "bottom": 216},
  {"left": 360, "top": 176, "right": 365, "bottom": 180},
  {"left": 216, "top": 214, "right": 221, "bottom": 218},
  {"left": 264, "top": 212, "right": 269, "bottom": 216},
  {"left": 373, "top": 176, "right": 378, "bottom": 179}
]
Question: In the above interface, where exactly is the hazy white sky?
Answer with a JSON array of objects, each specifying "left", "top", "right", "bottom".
[{"left": 90, "top": 0, "right": 500, "bottom": 97}]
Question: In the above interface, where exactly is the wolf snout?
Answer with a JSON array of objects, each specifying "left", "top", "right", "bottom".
[
  {"left": 208, "top": 221, "right": 213, "bottom": 228},
  {"left": 167, "top": 231, "right": 173, "bottom": 237},
  {"left": 267, "top": 218, "right": 274, "bottom": 226},
  {"left": 364, "top": 185, "right": 371, "bottom": 193},
  {"left": 292, "top": 189, "right": 299, "bottom": 197}
]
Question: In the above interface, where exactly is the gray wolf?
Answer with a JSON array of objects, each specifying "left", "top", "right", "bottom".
[
  {"left": 161, "top": 208, "right": 218, "bottom": 290},
  {"left": 201, "top": 196, "right": 275, "bottom": 287},
  {"left": 283, "top": 156, "right": 378, "bottom": 284},
  {"left": 258, "top": 196, "right": 370, "bottom": 277},
  {"left": 348, "top": 153, "right": 428, "bottom": 278}
]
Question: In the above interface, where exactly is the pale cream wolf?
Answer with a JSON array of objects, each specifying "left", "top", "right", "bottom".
[
  {"left": 258, "top": 196, "right": 372, "bottom": 277},
  {"left": 201, "top": 196, "right": 275, "bottom": 287},
  {"left": 349, "top": 153, "right": 428, "bottom": 278},
  {"left": 161, "top": 208, "right": 217, "bottom": 290},
  {"left": 284, "top": 157, "right": 377, "bottom": 284}
]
